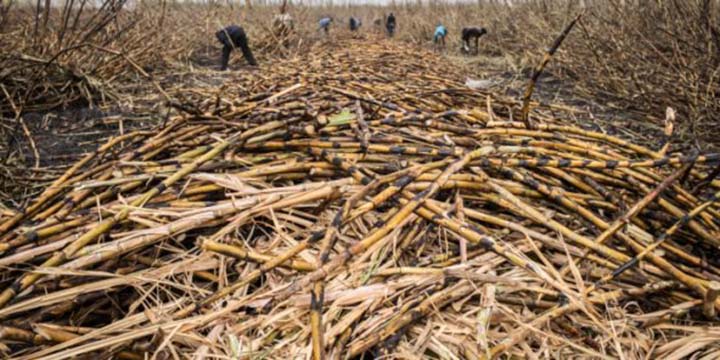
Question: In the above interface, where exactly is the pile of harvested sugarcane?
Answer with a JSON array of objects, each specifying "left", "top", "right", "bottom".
[{"left": 1, "top": 37, "right": 720, "bottom": 359}]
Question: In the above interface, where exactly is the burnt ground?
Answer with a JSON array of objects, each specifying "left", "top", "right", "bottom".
[
  {"left": 1, "top": 105, "right": 158, "bottom": 206},
  {"left": 4, "top": 106, "right": 158, "bottom": 167},
  {"left": 0, "top": 45, "right": 257, "bottom": 207},
  {"left": 450, "top": 52, "right": 682, "bottom": 153},
  {"left": 10, "top": 41, "right": 653, "bottom": 171},
  {"left": 0, "top": 40, "right": 693, "bottom": 209}
]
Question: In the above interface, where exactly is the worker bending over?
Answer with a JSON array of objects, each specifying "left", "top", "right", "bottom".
[
  {"left": 319, "top": 17, "right": 333, "bottom": 34},
  {"left": 461, "top": 27, "right": 487, "bottom": 54},
  {"left": 349, "top": 16, "right": 362, "bottom": 31},
  {"left": 216, "top": 24, "right": 257, "bottom": 71},
  {"left": 433, "top": 24, "right": 447, "bottom": 51}
]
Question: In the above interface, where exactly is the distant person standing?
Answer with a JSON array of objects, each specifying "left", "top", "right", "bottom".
[
  {"left": 273, "top": 0, "right": 294, "bottom": 37},
  {"left": 216, "top": 25, "right": 257, "bottom": 71},
  {"left": 385, "top": 13, "right": 396, "bottom": 37},
  {"left": 349, "top": 16, "right": 362, "bottom": 32},
  {"left": 433, "top": 24, "right": 447, "bottom": 51},
  {"left": 319, "top": 17, "right": 333, "bottom": 34},
  {"left": 273, "top": 12, "right": 294, "bottom": 37}
]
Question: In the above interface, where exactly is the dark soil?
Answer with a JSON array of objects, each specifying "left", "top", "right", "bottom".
[
  {"left": 1, "top": 104, "right": 158, "bottom": 207},
  {"left": 6, "top": 105, "right": 155, "bottom": 168}
]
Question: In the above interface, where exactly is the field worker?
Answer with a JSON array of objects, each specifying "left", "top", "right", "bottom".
[
  {"left": 386, "top": 13, "right": 396, "bottom": 37},
  {"left": 433, "top": 23, "right": 447, "bottom": 51},
  {"left": 273, "top": 0, "right": 294, "bottom": 37},
  {"left": 216, "top": 25, "right": 257, "bottom": 71},
  {"left": 273, "top": 12, "right": 294, "bottom": 37},
  {"left": 461, "top": 27, "right": 487, "bottom": 54},
  {"left": 349, "top": 16, "right": 362, "bottom": 31},
  {"left": 319, "top": 17, "right": 333, "bottom": 34}
]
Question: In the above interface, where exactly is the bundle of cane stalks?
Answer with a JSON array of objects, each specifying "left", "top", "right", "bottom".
[{"left": 1, "top": 38, "right": 720, "bottom": 359}]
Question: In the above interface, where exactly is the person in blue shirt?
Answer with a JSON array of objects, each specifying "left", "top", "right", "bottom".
[
  {"left": 433, "top": 24, "right": 447, "bottom": 51},
  {"left": 319, "top": 17, "right": 333, "bottom": 34},
  {"left": 215, "top": 25, "right": 257, "bottom": 71}
]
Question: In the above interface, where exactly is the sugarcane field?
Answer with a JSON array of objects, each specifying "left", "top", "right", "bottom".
[{"left": 1, "top": 0, "right": 720, "bottom": 358}]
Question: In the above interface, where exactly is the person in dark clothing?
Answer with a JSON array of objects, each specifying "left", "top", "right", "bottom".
[
  {"left": 385, "top": 13, "right": 396, "bottom": 37},
  {"left": 349, "top": 16, "right": 361, "bottom": 31},
  {"left": 216, "top": 25, "right": 257, "bottom": 71},
  {"left": 461, "top": 27, "right": 487, "bottom": 54}
]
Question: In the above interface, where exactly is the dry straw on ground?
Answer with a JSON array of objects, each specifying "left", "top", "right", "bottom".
[
  {"left": 0, "top": 35, "right": 719, "bottom": 358},
  {"left": 1, "top": 0, "right": 720, "bottom": 359}
]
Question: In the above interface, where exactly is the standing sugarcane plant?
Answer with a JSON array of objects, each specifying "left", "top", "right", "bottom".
[{"left": 521, "top": 13, "right": 582, "bottom": 129}]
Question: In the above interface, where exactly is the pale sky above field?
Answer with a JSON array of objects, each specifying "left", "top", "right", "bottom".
[
  {"left": 238, "top": 0, "right": 481, "bottom": 4},
  {"left": 45, "top": 0, "right": 488, "bottom": 8},
  {"left": 196, "top": 0, "right": 481, "bottom": 5},
  {"left": 291, "top": 0, "right": 478, "bottom": 4},
  {"left": 213, "top": 0, "right": 480, "bottom": 4}
]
